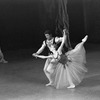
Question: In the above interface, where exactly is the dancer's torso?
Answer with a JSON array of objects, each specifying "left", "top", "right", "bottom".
[{"left": 45, "top": 37, "right": 57, "bottom": 53}]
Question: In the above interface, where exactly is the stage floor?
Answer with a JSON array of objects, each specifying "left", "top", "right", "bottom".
[{"left": 0, "top": 44, "right": 100, "bottom": 100}]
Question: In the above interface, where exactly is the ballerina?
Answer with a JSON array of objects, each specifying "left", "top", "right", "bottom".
[{"left": 33, "top": 29, "right": 88, "bottom": 89}]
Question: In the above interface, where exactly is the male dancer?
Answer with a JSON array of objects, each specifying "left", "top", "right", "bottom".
[{"left": 32, "top": 30, "right": 65, "bottom": 86}]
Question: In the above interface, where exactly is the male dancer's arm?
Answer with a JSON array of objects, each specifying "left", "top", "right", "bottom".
[
  {"left": 55, "top": 37, "right": 63, "bottom": 43},
  {"left": 32, "top": 41, "right": 46, "bottom": 55}
]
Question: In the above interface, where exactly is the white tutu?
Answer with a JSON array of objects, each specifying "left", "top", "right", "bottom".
[{"left": 50, "top": 42, "right": 88, "bottom": 89}]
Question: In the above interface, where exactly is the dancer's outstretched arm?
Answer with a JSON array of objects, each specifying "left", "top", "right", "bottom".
[
  {"left": 57, "top": 29, "right": 67, "bottom": 54},
  {"left": 32, "top": 41, "right": 46, "bottom": 56},
  {"left": 33, "top": 54, "right": 53, "bottom": 59}
]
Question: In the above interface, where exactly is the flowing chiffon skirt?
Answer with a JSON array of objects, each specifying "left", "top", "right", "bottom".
[{"left": 51, "top": 42, "right": 88, "bottom": 89}]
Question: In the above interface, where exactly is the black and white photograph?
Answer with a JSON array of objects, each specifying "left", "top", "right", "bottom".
[{"left": 0, "top": 0, "right": 100, "bottom": 100}]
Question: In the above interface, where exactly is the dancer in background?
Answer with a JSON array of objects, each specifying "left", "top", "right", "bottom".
[
  {"left": 33, "top": 29, "right": 88, "bottom": 89},
  {"left": 0, "top": 48, "right": 8, "bottom": 63},
  {"left": 32, "top": 30, "right": 65, "bottom": 86}
]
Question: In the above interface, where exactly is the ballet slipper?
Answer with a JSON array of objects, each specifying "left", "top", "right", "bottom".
[
  {"left": 67, "top": 84, "right": 75, "bottom": 89},
  {"left": 82, "top": 35, "right": 88, "bottom": 42}
]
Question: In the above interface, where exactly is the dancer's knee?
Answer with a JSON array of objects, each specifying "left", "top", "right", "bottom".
[
  {"left": 43, "top": 67, "right": 49, "bottom": 74},
  {"left": 43, "top": 63, "right": 54, "bottom": 74},
  {"left": 47, "top": 66, "right": 54, "bottom": 74}
]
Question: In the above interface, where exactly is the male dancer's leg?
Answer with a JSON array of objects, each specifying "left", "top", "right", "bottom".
[{"left": 43, "top": 58, "right": 53, "bottom": 86}]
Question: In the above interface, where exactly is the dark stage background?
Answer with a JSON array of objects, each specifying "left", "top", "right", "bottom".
[{"left": 0, "top": 0, "right": 100, "bottom": 51}]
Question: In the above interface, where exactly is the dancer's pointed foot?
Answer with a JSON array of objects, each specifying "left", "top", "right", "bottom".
[
  {"left": 67, "top": 84, "right": 75, "bottom": 89},
  {"left": 82, "top": 35, "right": 88, "bottom": 42},
  {"left": 45, "top": 82, "right": 53, "bottom": 86}
]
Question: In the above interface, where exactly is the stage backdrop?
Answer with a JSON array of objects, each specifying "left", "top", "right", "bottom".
[{"left": 0, "top": 0, "right": 100, "bottom": 51}]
